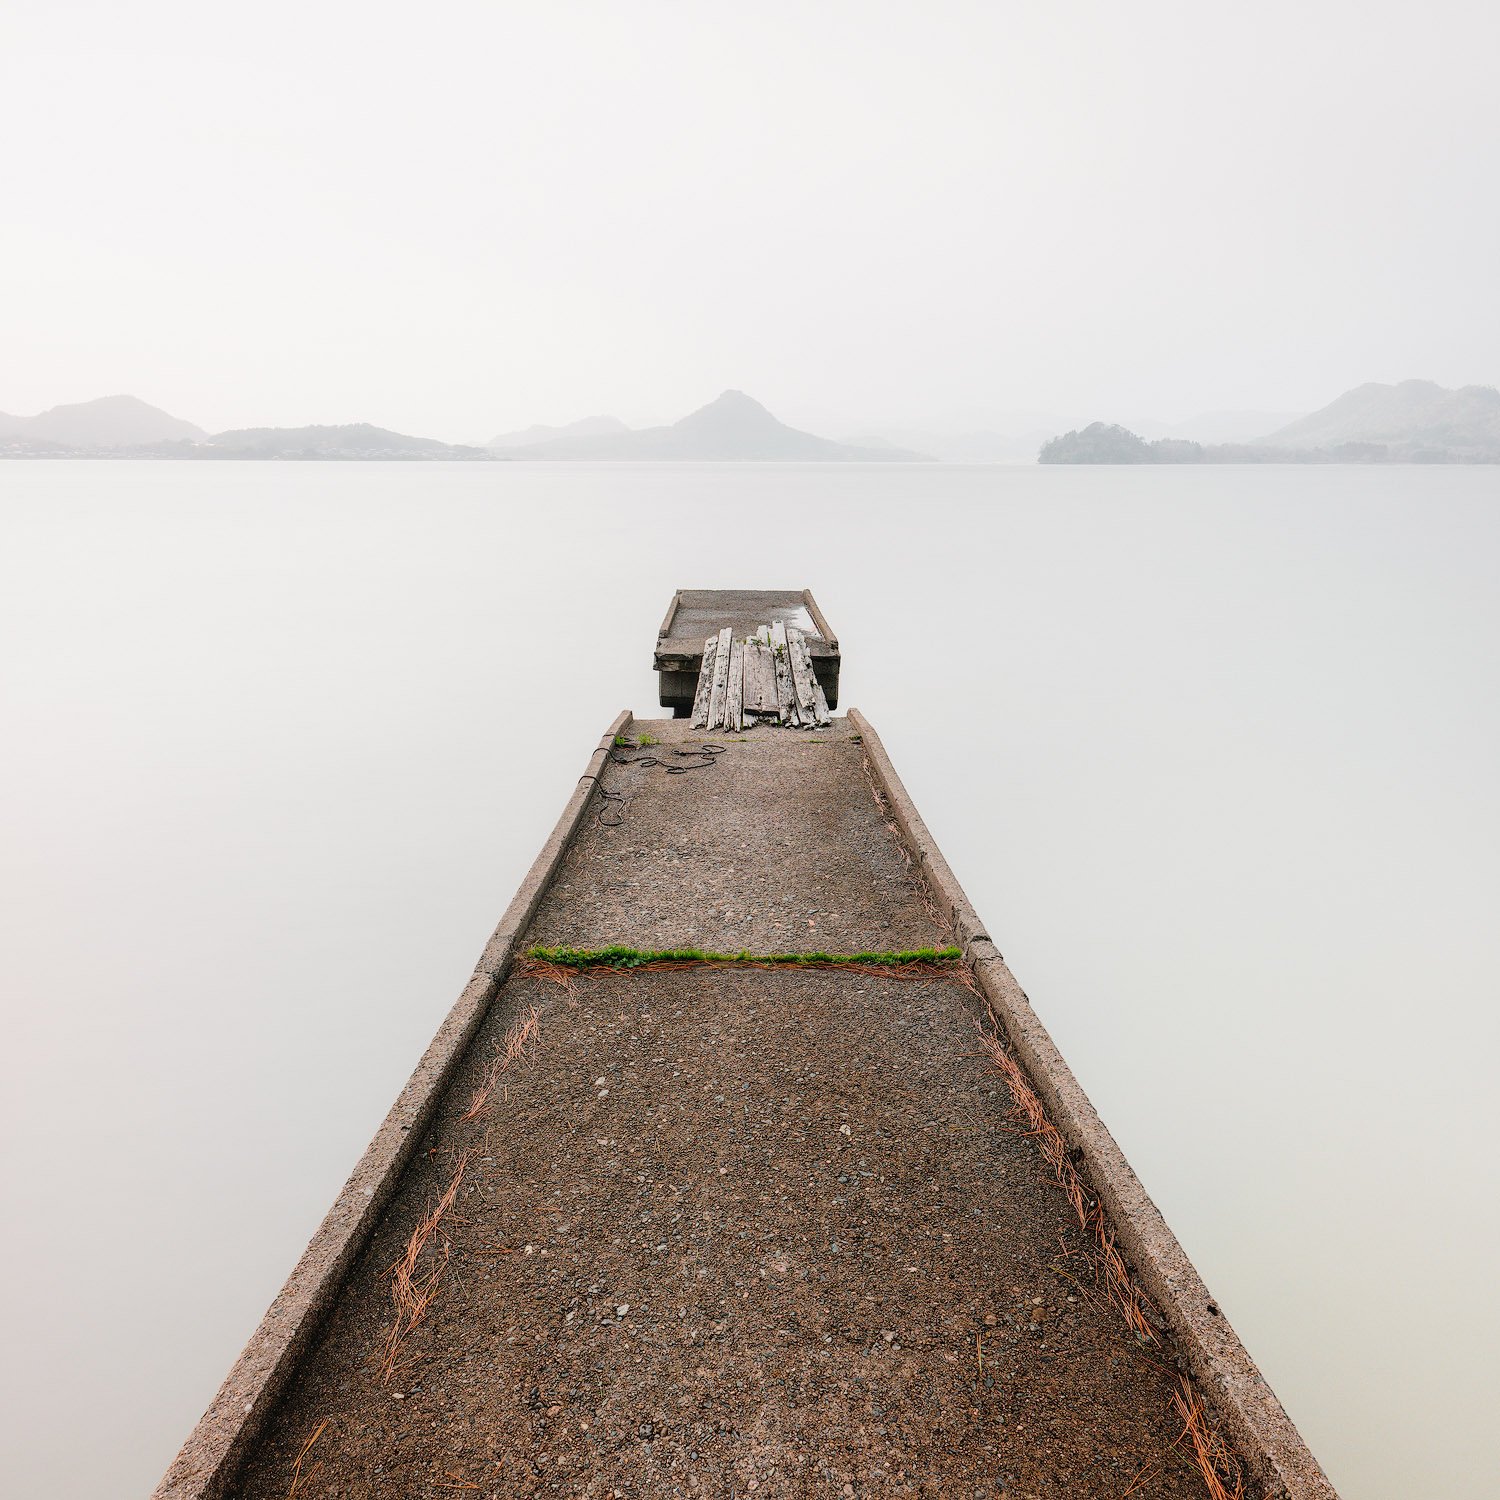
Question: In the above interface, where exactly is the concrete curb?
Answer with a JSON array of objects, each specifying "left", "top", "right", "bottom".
[
  {"left": 847, "top": 709, "right": 1339, "bottom": 1500},
  {"left": 153, "top": 710, "right": 634, "bottom": 1500}
]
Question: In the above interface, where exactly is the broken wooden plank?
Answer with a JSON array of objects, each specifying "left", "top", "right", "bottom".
[
  {"left": 785, "top": 625, "right": 818, "bottom": 727},
  {"left": 690, "top": 634, "right": 718, "bottom": 728},
  {"left": 809, "top": 666, "right": 832, "bottom": 725},
  {"left": 706, "top": 625, "right": 733, "bottom": 730},
  {"left": 752, "top": 621, "right": 775, "bottom": 717},
  {"left": 724, "top": 636, "right": 746, "bottom": 732},
  {"left": 751, "top": 622, "right": 775, "bottom": 720},
  {"left": 769, "top": 620, "right": 799, "bottom": 726},
  {"left": 787, "top": 628, "right": 831, "bottom": 727},
  {"left": 743, "top": 640, "right": 777, "bottom": 718},
  {"left": 741, "top": 641, "right": 764, "bottom": 716}
]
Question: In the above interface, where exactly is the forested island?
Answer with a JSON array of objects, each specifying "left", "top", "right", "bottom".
[{"left": 1038, "top": 423, "right": 1411, "bottom": 464}]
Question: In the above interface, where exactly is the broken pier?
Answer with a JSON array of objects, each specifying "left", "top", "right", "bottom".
[{"left": 157, "top": 590, "right": 1336, "bottom": 1500}]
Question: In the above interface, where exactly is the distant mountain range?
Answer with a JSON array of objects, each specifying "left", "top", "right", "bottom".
[
  {"left": 0, "top": 398, "right": 491, "bottom": 460},
  {"left": 1258, "top": 381, "right": 1500, "bottom": 455},
  {"left": 6, "top": 380, "right": 1498, "bottom": 463},
  {"left": 487, "top": 415, "right": 629, "bottom": 448},
  {"left": 1, "top": 390, "right": 927, "bottom": 461},
  {"left": 1040, "top": 382, "right": 1500, "bottom": 464},
  {"left": 200, "top": 424, "right": 489, "bottom": 459},
  {"left": 489, "top": 391, "right": 930, "bottom": 461}
]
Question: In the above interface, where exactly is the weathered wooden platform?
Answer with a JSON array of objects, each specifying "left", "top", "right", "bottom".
[{"left": 655, "top": 589, "right": 839, "bottom": 717}]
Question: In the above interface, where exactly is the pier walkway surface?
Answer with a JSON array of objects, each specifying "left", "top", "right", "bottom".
[{"left": 165, "top": 715, "right": 1333, "bottom": 1500}]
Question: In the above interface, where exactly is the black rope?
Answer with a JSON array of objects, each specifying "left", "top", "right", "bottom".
[
  {"left": 596, "top": 787, "right": 629, "bottom": 827},
  {"left": 608, "top": 744, "right": 725, "bottom": 774},
  {"left": 595, "top": 743, "right": 726, "bottom": 825}
]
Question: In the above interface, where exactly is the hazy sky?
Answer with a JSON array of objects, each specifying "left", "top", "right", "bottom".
[{"left": 3, "top": 0, "right": 1497, "bottom": 440}]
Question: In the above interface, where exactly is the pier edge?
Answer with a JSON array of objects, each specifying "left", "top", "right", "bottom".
[
  {"left": 153, "top": 709, "right": 634, "bottom": 1500},
  {"left": 847, "top": 708, "right": 1339, "bottom": 1500}
]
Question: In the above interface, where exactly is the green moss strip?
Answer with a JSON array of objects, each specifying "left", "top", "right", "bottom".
[{"left": 526, "top": 944, "right": 962, "bottom": 970}]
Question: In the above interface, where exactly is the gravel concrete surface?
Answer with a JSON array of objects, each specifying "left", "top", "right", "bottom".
[
  {"left": 527, "top": 722, "right": 943, "bottom": 955},
  {"left": 227, "top": 720, "right": 1207, "bottom": 1499}
]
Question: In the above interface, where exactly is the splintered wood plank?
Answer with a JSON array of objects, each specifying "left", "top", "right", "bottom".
[
  {"left": 785, "top": 625, "right": 818, "bottom": 726},
  {"left": 809, "top": 667, "right": 832, "bottom": 725},
  {"left": 756, "top": 642, "right": 781, "bottom": 717},
  {"left": 724, "top": 637, "right": 746, "bottom": 732},
  {"left": 707, "top": 625, "right": 733, "bottom": 729},
  {"left": 740, "top": 640, "right": 763, "bottom": 716},
  {"left": 787, "top": 628, "right": 831, "bottom": 727},
  {"left": 743, "top": 640, "right": 777, "bottom": 717},
  {"left": 755, "top": 624, "right": 771, "bottom": 645},
  {"left": 770, "top": 620, "right": 799, "bottom": 726},
  {"left": 691, "top": 634, "right": 718, "bottom": 728}
]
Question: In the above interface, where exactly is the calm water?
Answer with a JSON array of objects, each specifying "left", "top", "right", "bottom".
[{"left": 2, "top": 461, "right": 1496, "bottom": 1498}]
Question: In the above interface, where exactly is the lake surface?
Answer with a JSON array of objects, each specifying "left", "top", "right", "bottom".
[{"left": 2, "top": 460, "right": 1496, "bottom": 1498}]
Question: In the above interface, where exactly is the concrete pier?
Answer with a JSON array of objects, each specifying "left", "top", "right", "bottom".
[{"left": 157, "top": 710, "right": 1336, "bottom": 1500}]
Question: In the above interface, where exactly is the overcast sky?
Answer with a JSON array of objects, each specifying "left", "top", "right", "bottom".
[{"left": 3, "top": 0, "right": 1497, "bottom": 441}]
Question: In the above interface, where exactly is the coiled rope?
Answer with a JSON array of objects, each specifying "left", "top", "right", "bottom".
[{"left": 596, "top": 743, "right": 726, "bottom": 825}]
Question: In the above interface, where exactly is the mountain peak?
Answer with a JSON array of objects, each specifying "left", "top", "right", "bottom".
[
  {"left": 493, "top": 390, "right": 930, "bottom": 461},
  {"left": 674, "top": 389, "right": 783, "bottom": 436},
  {"left": 703, "top": 388, "right": 768, "bottom": 412}
]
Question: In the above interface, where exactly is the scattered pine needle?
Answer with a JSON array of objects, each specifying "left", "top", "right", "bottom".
[
  {"left": 462, "top": 1005, "right": 540, "bottom": 1120},
  {"left": 522, "top": 958, "right": 576, "bottom": 991},
  {"left": 286, "top": 1418, "right": 327, "bottom": 1499},
  {"left": 379, "top": 1152, "right": 471, "bottom": 1381},
  {"left": 977, "top": 1021, "right": 1246, "bottom": 1500},
  {"left": 1121, "top": 1453, "right": 1165, "bottom": 1497},
  {"left": 378, "top": 990, "right": 546, "bottom": 1376},
  {"left": 976, "top": 1025, "right": 1156, "bottom": 1342},
  {"left": 949, "top": 962, "right": 984, "bottom": 1000},
  {"left": 1173, "top": 1376, "right": 1247, "bottom": 1500}
]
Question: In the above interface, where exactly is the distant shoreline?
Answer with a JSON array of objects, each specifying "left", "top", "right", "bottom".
[
  {"left": 0, "top": 452, "right": 943, "bottom": 464},
  {"left": 7, "top": 452, "right": 1497, "bottom": 466},
  {"left": 7, "top": 379, "right": 1499, "bottom": 464}
]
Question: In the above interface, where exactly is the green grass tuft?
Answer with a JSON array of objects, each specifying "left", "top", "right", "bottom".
[{"left": 526, "top": 944, "right": 962, "bottom": 970}]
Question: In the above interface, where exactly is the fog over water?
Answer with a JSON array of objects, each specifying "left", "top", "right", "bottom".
[
  {"left": 1, "top": 461, "right": 1495, "bottom": 1497},
  {"left": 4, "top": 2, "right": 1498, "bottom": 437}
]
